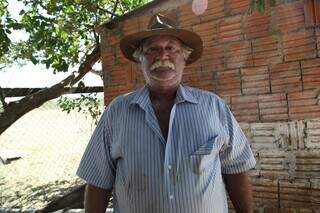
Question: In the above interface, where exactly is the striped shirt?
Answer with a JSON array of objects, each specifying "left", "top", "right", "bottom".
[{"left": 77, "top": 85, "right": 256, "bottom": 213}]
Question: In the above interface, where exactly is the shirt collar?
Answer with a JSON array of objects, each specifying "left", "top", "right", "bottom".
[
  {"left": 130, "top": 84, "right": 198, "bottom": 109},
  {"left": 130, "top": 86, "right": 150, "bottom": 110},
  {"left": 175, "top": 84, "right": 198, "bottom": 104}
]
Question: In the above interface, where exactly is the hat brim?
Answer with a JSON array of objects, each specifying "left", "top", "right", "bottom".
[{"left": 120, "top": 28, "right": 203, "bottom": 65}]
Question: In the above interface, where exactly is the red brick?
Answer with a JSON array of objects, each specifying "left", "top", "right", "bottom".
[
  {"left": 301, "top": 57, "right": 320, "bottom": 90},
  {"left": 183, "top": 71, "right": 213, "bottom": 83},
  {"left": 241, "top": 66, "right": 270, "bottom": 95},
  {"left": 178, "top": 4, "right": 201, "bottom": 27},
  {"left": 105, "top": 84, "right": 133, "bottom": 103},
  {"left": 101, "top": 46, "right": 116, "bottom": 66},
  {"left": 231, "top": 94, "right": 259, "bottom": 120},
  {"left": 218, "top": 15, "right": 243, "bottom": 43},
  {"left": 316, "top": 0, "right": 320, "bottom": 25},
  {"left": 216, "top": 83, "right": 240, "bottom": 90},
  {"left": 232, "top": 94, "right": 258, "bottom": 104},
  {"left": 272, "top": 83, "right": 302, "bottom": 93},
  {"left": 252, "top": 178, "right": 278, "bottom": 205},
  {"left": 255, "top": 56, "right": 282, "bottom": 67},
  {"left": 107, "top": 33, "right": 121, "bottom": 46},
  {"left": 279, "top": 179, "right": 314, "bottom": 208},
  {"left": 216, "top": 68, "right": 240, "bottom": 77},
  {"left": 122, "top": 17, "right": 140, "bottom": 36},
  {"left": 316, "top": 27, "right": 320, "bottom": 52},
  {"left": 288, "top": 89, "right": 320, "bottom": 119},
  {"left": 260, "top": 107, "right": 288, "bottom": 115},
  {"left": 242, "top": 87, "right": 269, "bottom": 95},
  {"left": 258, "top": 93, "right": 286, "bottom": 102},
  {"left": 226, "top": 0, "right": 250, "bottom": 15},
  {"left": 270, "top": 62, "right": 302, "bottom": 93},
  {"left": 304, "top": 0, "right": 316, "bottom": 26},
  {"left": 192, "top": 21, "right": 217, "bottom": 46},
  {"left": 235, "top": 114, "right": 259, "bottom": 122},
  {"left": 258, "top": 93, "right": 288, "bottom": 121},
  {"left": 228, "top": 41, "right": 251, "bottom": 55},
  {"left": 225, "top": 41, "right": 253, "bottom": 69},
  {"left": 290, "top": 105, "right": 320, "bottom": 114},
  {"left": 275, "top": 1, "right": 305, "bottom": 33},
  {"left": 233, "top": 108, "right": 259, "bottom": 116},
  {"left": 259, "top": 100, "right": 287, "bottom": 110},
  {"left": 288, "top": 99, "right": 318, "bottom": 107},
  {"left": 288, "top": 89, "right": 320, "bottom": 100},
  {"left": 282, "top": 30, "right": 315, "bottom": 46},
  {"left": 232, "top": 101, "right": 258, "bottom": 110},
  {"left": 216, "top": 90, "right": 242, "bottom": 97},
  {"left": 243, "top": 10, "right": 271, "bottom": 40},
  {"left": 200, "top": 45, "right": 224, "bottom": 70},
  {"left": 282, "top": 30, "right": 317, "bottom": 62},
  {"left": 261, "top": 114, "right": 289, "bottom": 121},
  {"left": 198, "top": 0, "right": 225, "bottom": 22},
  {"left": 252, "top": 36, "right": 279, "bottom": 51},
  {"left": 107, "top": 64, "right": 132, "bottom": 86},
  {"left": 217, "top": 85, "right": 241, "bottom": 94}
]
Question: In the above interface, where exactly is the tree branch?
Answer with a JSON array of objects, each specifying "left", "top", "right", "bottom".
[
  {"left": 111, "top": 0, "right": 120, "bottom": 19},
  {"left": 0, "top": 87, "right": 7, "bottom": 110},
  {"left": 96, "top": 5, "right": 118, "bottom": 17},
  {"left": 0, "top": 45, "right": 100, "bottom": 135},
  {"left": 90, "top": 69, "right": 102, "bottom": 77}
]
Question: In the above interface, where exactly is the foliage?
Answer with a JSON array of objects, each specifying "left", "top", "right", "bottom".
[
  {"left": 250, "top": 0, "right": 276, "bottom": 13},
  {"left": 0, "top": 0, "right": 11, "bottom": 59},
  {"left": 0, "top": 0, "right": 149, "bottom": 123},
  {"left": 0, "top": 0, "right": 150, "bottom": 73},
  {"left": 57, "top": 93, "right": 103, "bottom": 124}
]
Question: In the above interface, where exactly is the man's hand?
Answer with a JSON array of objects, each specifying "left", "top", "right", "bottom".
[
  {"left": 84, "top": 184, "right": 112, "bottom": 213},
  {"left": 222, "top": 172, "right": 254, "bottom": 213}
]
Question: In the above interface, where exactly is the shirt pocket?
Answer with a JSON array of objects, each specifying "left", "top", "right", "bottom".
[{"left": 189, "top": 136, "right": 225, "bottom": 175}]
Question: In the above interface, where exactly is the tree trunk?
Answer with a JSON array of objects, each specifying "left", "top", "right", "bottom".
[
  {"left": 35, "top": 184, "right": 86, "bottom": 213},
  {"left": 0, "top": 45, "right": 100, "bottom": 135}
]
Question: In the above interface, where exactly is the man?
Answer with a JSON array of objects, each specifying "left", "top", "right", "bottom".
[{"left": 77, "top": 14, "right": 256, "bottom": 213}]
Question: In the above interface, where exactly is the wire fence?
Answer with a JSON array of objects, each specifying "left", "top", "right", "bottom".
[{"left": 0, "top": 98, "right": 102, "bottom": 210}]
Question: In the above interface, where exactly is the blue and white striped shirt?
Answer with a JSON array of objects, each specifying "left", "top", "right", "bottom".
[{"left": 77, "top": 85, "right": 256, "bottom": 213}]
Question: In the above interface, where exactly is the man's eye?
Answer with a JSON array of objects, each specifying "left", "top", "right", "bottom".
[
  {"left": 166, "top": 46, "right": 173, "bottom": 51},
  {"left": 146, "top": 47, "right": 158, "bottom": 54}
]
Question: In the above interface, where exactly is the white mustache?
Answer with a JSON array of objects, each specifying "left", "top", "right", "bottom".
[{"left": 150, "top": 60, "right": 175, "bottom": 71}]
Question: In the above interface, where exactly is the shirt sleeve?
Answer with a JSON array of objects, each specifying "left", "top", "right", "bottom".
[
  {"left": 76, "top": 107, "right": 116, "bottom": 189},
  {"left": 219, "top": 103, "right": 256, "bottom": 174}
]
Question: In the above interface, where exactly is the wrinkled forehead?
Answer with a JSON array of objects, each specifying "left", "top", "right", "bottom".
[{"left": 142, "top": 35, "right": 182, "bottom": 48}]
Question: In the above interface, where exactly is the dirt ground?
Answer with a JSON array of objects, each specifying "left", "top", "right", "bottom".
[{"left": 0, "top": 101, "right": 98, "bottom": 210}]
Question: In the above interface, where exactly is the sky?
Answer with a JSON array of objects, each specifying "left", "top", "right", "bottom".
[{"left": 0, "top": 0, "right": 103, "bottom": 89}]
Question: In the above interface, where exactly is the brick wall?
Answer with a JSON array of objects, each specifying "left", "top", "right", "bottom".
[{"left": 98, "top": 0, "right": 320, "bottom": 211}]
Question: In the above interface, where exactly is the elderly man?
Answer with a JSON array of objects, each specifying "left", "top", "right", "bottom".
[{"left": 77, "top": 14, "right": 256, "bottom": 213}]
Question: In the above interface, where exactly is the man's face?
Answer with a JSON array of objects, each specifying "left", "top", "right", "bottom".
[{"left": 139, "top": 35, "right": 186, "bottom": 90}]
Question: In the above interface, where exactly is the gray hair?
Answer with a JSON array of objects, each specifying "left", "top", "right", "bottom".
[{"left": 132, "top": 43, "right": 193, "bottom": 62}]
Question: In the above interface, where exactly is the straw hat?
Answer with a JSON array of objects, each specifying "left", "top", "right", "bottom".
[{"left": 120, "top": 14, "right": 203, "bottom": 65}]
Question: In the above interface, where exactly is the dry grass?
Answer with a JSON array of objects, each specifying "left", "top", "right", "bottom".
[{"left": 0, "top": 101, "right": 98, "bottom": 210}]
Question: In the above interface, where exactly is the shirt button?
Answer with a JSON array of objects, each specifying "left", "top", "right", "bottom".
[
  {"left": 169, "top": 195, "right": 174, "bottom": 199},
  {"left": 168, "top": 165, "right": 172, "bottom": 170}
]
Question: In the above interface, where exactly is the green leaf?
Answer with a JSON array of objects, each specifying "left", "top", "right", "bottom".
[
  {"left": 269, "top": 0, "right": 276, "bottom": 7},
  {"left": 30, "top": 56, "right": 38, "bottom": 64}
]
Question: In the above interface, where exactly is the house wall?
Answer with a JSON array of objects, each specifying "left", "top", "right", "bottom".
[{"left": 99, "top": 0, "right": 320, "bottom": 211}]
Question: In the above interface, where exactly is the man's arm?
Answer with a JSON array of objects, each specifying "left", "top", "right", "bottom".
[
  {"left": 223, "top": 172, "right": 254, "bottom": 213},
  {"left": 84, "top": 184, "right": 113, "bottom": 213}
]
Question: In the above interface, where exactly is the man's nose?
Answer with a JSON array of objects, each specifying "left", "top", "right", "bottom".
[{"left": 156, "top": 48, "right": 170, "bottom": 60}]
